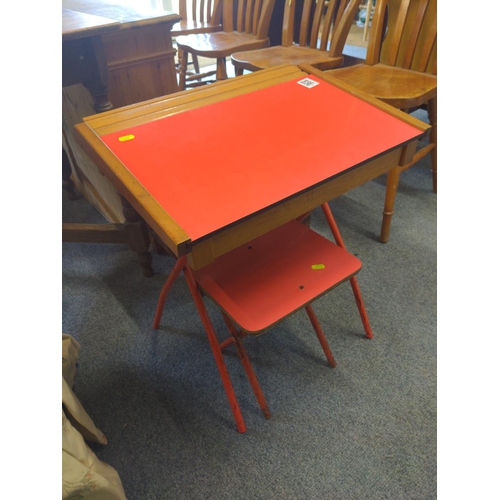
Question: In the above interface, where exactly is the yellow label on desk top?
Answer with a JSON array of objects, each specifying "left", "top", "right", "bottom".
[
  {"left": 118, "top": 134, "right": 135, "bottom": 142},
  {"left": 311, "top": 264, "right": 325, "bottom": 270}
]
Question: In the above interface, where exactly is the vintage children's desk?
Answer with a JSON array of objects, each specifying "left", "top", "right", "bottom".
[{"left": 74, "top": 64, "right": 429, "bottom": 270}]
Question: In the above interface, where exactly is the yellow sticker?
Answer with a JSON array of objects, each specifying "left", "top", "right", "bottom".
[
  {"left": 311, "top": 264, "right": 325, "bottom": 270},
  {"left": 118, "top": 134, "right": 135, "bottom": 142}
]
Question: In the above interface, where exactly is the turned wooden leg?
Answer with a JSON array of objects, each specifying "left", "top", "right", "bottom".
[
  {"left": 82, "top": 36, "right": 113, "bottom": 112},
  {"left": 234, "top": 66, "right": 244, "bottom": 77},
  {"left": 192, "top": 54, "right": 200, "bottom": 74},
  {"left": 380, "top": 167, "right": 402, "bottom": 243},
  {"left": 120, "top": 196, "right": 154, "bottom": 277},
  {"left": 427, "top": 96, "right": 437, "bottom": 194},
  {"left": 216, "top": 57, "right": 228, "bottom": 81},
  {"left": 62, "top": 149, "right": 78, "bottom": 201},
  {"left": 178, "top": 50, "right": 188, "bottom": 91}
]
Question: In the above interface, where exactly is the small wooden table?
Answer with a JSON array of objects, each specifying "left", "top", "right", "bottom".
[{"left": 74, "top": 64, "right": 429, "bottom": 270}]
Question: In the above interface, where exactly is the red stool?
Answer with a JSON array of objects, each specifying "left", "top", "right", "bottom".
[{"left": 154, "top": 204, "right": 372, "bottom": 432}]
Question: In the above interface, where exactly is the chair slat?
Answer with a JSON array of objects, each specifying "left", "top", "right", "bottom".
[
  {"left": 299, "top": 0, "right": 314, "bottom": 46},
  {"left": 281, "top": 0, "right": 296, "bottom": 46},
  {"left": 386, "top": 0, "right": 411, "bottom": 66},
  {"left": 365, "top": 0, "right": 386, "bottom": 64},
  {"left": 256, "top": 0, "right": 276, "bottom": 38},
  {"left": 328, "top": 0, "right": 360, "bottom": 57},
  {"left": 252, "top": 0, "right": 264, "bottom": 34},
  {"left": 319, "top": 0, "right": 339, "bottom": 50},
  {"left": 224, "top": 0, "right": 235, "bottom": 31},
  {"left": 179, "top": 0, "right": 188, "bottom": 18},
  {"left": 398, "top": 0, "right": 428, "bottom": 68},
  {"left": 412, "top": 0, "right": 436, "bottom": 73},
  {"left": 309, "top": 0, "right": 327, "bottom": 49}
]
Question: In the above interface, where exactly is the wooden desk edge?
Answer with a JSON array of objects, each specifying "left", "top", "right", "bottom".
[
  {"left": 81, "top": 65, "right": 308, "bottom": 133},
  {"left": 62, "top": 8, "right": 121, "bottom": 41},
  {"left": 73, "top": 122, "right": 192, "bottom": 257},
  {"left": 187, "top": 144, "right": 416, "bottom": 269}
]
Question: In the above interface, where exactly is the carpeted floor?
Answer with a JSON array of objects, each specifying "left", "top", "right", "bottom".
[{"left": 62, "top": 103, "right": 436, "bottom": 499}]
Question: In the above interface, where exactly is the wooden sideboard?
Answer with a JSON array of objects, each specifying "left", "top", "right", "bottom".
[{"left": 62, "top": 0, "right": 181, "bottom": 222}]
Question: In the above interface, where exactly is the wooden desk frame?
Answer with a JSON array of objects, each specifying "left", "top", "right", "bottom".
[{"left": 75, "top": 64, "right": 430, "bottom": 270}]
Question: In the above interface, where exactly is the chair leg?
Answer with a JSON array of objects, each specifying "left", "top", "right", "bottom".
[
  {"left": 320, "top": 203, "right": 373, "bottom": 339},
  {"left": 178, "top": 50, "right": 189, "bottom": 91},
  {"left": 216, "top": 57, "right": 228, "bottom": 80},
  {"left": 183, "top": 266, "right": 247, "bottom": 433},
  {"left": 380, "top": 166, "right": 402, "bottom": 243},
  {"left": 427, "top": 96, "right": 437, "bottom": 194},
  {"left": 221, "top": 314, "right": 271, "bottom": 419},
  {"left": 153, "top": 256, "right": 187, "bottom": 329},
  {"left": 305, "top": 305, "right": 336, "bottom": 367},
  {"left": 192, "top": 54, "right": 200, "bottom": 74}
]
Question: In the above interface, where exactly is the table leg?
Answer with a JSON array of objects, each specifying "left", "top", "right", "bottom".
[
  {"left": 62, "top": 148, "right": 78, "bottom": 201},
  {"left": 120, "top": 196, "right": 154, "bottom": 277},
  {"left": 83, "top": 36, "right": 113, "bottom": 112}
]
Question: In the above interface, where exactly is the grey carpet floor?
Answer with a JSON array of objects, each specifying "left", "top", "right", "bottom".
[{"left": 62, "top": 108, "right": 436, "bottom": 499}]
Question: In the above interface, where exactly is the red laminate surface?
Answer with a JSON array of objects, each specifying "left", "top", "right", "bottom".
[
  {"left": 101, "top": 76, "right": 422, "bottom": 241},
  {"left": 193, "top": 220, "right": 362, "bottom": 333}
]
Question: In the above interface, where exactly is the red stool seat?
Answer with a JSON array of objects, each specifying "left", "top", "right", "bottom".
[{"left": 193, "top": 220, "right": 362, "bottom": 334}]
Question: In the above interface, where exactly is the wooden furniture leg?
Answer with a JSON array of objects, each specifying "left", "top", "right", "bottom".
[
  {"left": 380, "top": 166, "right": 402, "bottom": 243},
  {"left": 62, "top": 149, "right": 78, "bottom": 201},
  {"left": 428, "top": 96, "right": 437, "bottom": 194},
  {"left": 216, "top": 57, "right": 228, "bottom": 80},
  {"left": 120, "top": 196, "right": 154, "bottom": 277}
]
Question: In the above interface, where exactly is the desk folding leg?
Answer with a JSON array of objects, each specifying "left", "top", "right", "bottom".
[
  {"left": 153, "top": 255, "right": 247, "bottom": 433},
  {"left": 320, "top": 203, "right": 373, "bottom": 339}
]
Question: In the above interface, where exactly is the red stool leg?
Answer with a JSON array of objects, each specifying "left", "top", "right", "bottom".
[
  {"left": 183, "top": 267, "right": 247, "bottom": 433},
  {"left": 221, "top": 314, "right": 271, "bottom": 419},
  {"left": 321, "top": 203, "right": 373, "bottom": 339},
  {"left": 348, "top": 277, "right": 373, "bottom": 339},
  {"left": 305, "top": 305, "right": 336, "bottom": 367},
  {"left": 153, "top": 256, "right": 187, "bottom": 329}
]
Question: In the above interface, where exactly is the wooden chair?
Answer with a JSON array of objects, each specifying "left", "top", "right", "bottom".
[
  {"left": 175, "top": 0, "right": 277, "bottom": 90},
  {"left": 153, "top": 204, "right": 373, "bottom": 433},
  {"left": 231, "top": 0, "right": 362, "bottom": 74},
  {"left": 320, "top": 0, "right": 437, "bottom": 242},
  {"left": 171, "top": 0, "right": 223, "bottom": 75}
]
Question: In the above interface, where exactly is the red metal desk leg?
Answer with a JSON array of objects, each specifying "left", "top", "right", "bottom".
[
  {"left": 183, "top": 266, "right": 247, "bottom": 433},
  {"left": 321, "top": 203, "right": 374, "bottom": 339}
]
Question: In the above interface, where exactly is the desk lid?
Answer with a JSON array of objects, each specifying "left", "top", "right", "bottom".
[{"left": 101, "top": 75, "right": 423, "bottom": 242}]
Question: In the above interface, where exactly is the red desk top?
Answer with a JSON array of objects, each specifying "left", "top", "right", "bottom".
[{"left": 101, "top": 75, "right": 422, "bottom": 242}]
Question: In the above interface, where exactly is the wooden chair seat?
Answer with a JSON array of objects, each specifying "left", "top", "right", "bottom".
[
  {"left": 176, "top": 0, "right": 277, "bottom": 89},
  {"left": 193, "top": 219, "right": 362, "bottom": 334},
  {"left": 171, "top": 0, "right": 223, "bottom": 76},
  {"left": 231, "top": 45, "right": 343, "bottom": 73},
  {"left": 317, "top": 0, "right": 437, "bottom": 243},
  {"left": 329, "top": 63, "right": 437, "bottom": 109},
  {"left": 176, "top": 31, "right": 270, "bottom": 59},
  {"left": 231, "top": 0, "right": 362, "bottom": 76}
]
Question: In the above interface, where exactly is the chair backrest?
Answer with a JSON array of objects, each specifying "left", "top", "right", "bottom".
[
  {"left": 366, "top": 0, "right": 436, "bottom": 74},
  {"left": 222, "top": 0, "right": 277, "bottom": 38},
  {"left": 281, "top": 0, "right": 362, "bottom": 57},
  {"left": 178, "top": 0, "right": 223, "bottom": 24}
]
